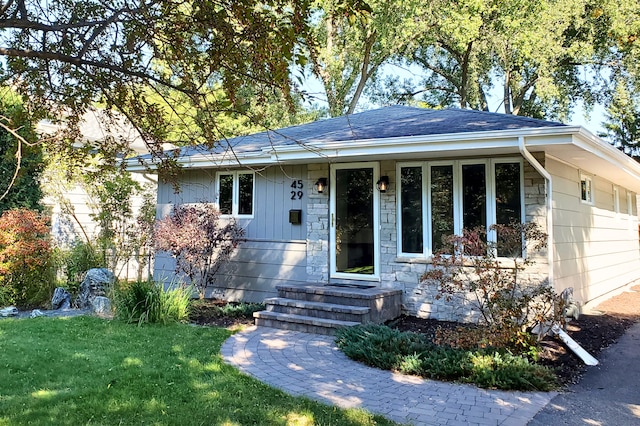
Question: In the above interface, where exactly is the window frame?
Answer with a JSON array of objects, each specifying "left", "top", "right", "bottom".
[
  {"left": 216, "top": 170, "right": 255, "bottom": 218},
  {"left": 627, "top": 191, "right": 635, "bottom": 232},
  {"left": 580, "top": 174, "right": 594, "bottom": 205},
  {"left": 396, "top": 158, "right": 524, "bottom": 258}
]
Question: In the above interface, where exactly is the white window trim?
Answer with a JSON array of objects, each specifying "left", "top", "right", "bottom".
[
  {"left": 613, "top": 185, "right": 620, "bottom": 218},
  {"left": 627, "top": 191, "right": 635, "bottom": 232},
  {"left": 580, "top": 173, "right": 594, "bottom": 205},
  {"left": 396, "top": 162, "right": 427, "bottom": 258},
  {"left": 216, "top": 171, "right": 255, "bottom": 218},
  {"left": 396, "top": 158, "right": 524, "bottom": 258}
]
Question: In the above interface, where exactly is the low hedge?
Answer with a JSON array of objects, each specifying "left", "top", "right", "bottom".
[{"left": 335, "top": 324, "right": 557, "bottom": 391}]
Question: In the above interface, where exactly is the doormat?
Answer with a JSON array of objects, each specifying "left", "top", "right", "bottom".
[{"left": 326, "top": 283, "right": 376, "bottom": 289}]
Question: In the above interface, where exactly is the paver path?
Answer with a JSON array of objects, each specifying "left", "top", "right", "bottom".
[{"left": 221, "top": 326, "right": 555, "bottom": 426}]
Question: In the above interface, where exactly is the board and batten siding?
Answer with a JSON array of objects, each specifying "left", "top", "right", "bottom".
[
  {"left": 155, "top": 165, "right": 308, "bottom": 302},
  {"left": 547, "top": 156, "right": 640, "bottom": 306}
]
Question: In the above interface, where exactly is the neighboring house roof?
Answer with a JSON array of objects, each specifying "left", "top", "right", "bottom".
[
  {"left": 37, "top": 108, "right": 177, "bottom": 155},
  {"left": 128, "top": 105, "right": 640, "bottom": 193}
]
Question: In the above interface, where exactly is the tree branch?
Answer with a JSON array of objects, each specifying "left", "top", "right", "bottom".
[
  {"left": 0, "top": 118, "right": 24, "bottom": 203},
  {"left": 0, "top": 46, "right": 198, "bottom": 95}
]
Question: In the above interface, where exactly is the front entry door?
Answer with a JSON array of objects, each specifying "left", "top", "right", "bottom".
[{"left": 330, "top": 163, "right": 380, "bottom": 281}]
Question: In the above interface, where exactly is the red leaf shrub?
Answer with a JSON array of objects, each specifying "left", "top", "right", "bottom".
[
  {"left": 0, "top": 208, "right": 55, "bottom": 307},
  {"left": 154, "top": 204, "right": 245, "bottom": 298}
]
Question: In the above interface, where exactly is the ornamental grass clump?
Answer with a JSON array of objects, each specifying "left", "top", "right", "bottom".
[{"left": 113, "top": 280, "right": 191, "bottom": 325}]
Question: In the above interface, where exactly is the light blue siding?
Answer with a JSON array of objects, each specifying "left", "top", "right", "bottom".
[{"left": 154, "top": 165, "right": 309, "bottom": 301}]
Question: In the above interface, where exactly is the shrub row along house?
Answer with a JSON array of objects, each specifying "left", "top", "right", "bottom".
[{"left": 130, "top": 106, "right": 640, "bottom": 329}]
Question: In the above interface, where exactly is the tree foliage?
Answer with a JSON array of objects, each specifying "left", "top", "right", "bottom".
[
  {"left": 0, "top": 208, "right": 55, "bottom": 307},
  {"left": 304, "top": 0, "right": 426, "bottom": 116},
  {"left": 600, "top": 78, "right": 640, "bottom": 158},
  {"left": 360, "top": 0, "right": 640, "bottom": 124},
  {"left": 0, "top": 0, "right": 311, "bottom": 157},
  {"left": 154, "top": 204, "right": 245, "bottom": 299},
  {"left": 0, "top": 91, "right": 44, "bottom": 213}
]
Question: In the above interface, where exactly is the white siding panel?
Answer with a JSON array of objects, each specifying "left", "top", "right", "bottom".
[{"left": 548, "top": 156, "right": 640, "bottom": 305}]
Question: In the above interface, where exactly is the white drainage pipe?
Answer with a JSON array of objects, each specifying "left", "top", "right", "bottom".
[{"left": 552, "top": 324, "right": 599, "bottom": 366}]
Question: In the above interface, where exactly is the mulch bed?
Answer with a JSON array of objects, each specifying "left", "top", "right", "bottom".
[
  {"left": 389, "top": 312, "right": 638, "bottom": 386},
  {"left": 191, "top": 285, "right": 640, "bottom": 387}
]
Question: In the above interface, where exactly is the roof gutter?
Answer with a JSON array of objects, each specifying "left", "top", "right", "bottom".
[{"left": 519, "top": 136, "right": 554, "bottom": 288}]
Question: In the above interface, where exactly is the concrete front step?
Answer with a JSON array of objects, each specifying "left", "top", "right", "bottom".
[
  {"left": 253, "top": 311, "right": 359, "bottom": 335},
  {"left": 253, "top": 284, "right": 402, "bottom": 334},
  {"left": 276, "top": 284, "right": 402, "bottom": 310},
  {"left": 263, "top": 297, "right": 371, "bottom": 322}
]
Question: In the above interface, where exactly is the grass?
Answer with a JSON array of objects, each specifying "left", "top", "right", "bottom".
[{"left": 0, "top": 316, "right": 396, "bottom": 426}]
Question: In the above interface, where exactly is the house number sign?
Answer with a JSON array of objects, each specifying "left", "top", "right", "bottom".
[{"left": 290, "top": 179, "right": 304, "bottom": 200}]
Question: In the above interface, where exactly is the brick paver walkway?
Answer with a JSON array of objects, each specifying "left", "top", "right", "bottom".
[{"left": 221, "top": 326, "right": 555, "bottom": 426}]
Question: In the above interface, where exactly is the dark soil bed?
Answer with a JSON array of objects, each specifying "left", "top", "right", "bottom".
[
  {"left": 191, "top": 285, "right": 640, "bottom": 388},
  {"left": 389, "top": 286, "right": 640, "bottom": 387},
  {"left": 189, "top": 299, "right": 257, "bottom": 329}
]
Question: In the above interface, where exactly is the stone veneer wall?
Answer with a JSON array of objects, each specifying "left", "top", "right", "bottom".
[
  {"left": 305, "top": 155, "right": 549, "bottom": 323},
  {"left": 395, "top": 154, "right": 549, "bottom": 322},
  {"left": 306, "top": 163, "right": 330, "bottom": 283}
]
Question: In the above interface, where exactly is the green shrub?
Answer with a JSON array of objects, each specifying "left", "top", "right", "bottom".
[
  {"left": 335, "top": 324, "right": 433, "bottom": 370},
  {"left": 113, "top": 280, "right": 191, "bottom": 325},
  {"left": 336, "top": 324, "right": 557, "bottom": 391},
  {"left": 0, "top": 284, "right": 14, "bottom": 307},
  {"left": 55, "top": 241, "right": 105, "bottom": 295},
  {"left": 467, "top": 352, "right": 557, "bottom": 391},
  {"left": 216, "top": 302, "right": 265, "bottom": 317}
]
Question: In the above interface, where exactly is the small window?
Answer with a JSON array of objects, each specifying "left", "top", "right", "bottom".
[
  {"left": 219, "top": 174, "right": 234, "bottom": 215},
  {"left": 217, "top": 171, "right": 254, "bottom": 216},
  {"left": 580, "top": 175, "right": 593, "bottom": 204},
  {"left": 400, "top": 166, "right": 423, "bottom": 254},
  {"left": 238, "top": 173, "right": 254, "bottom": 215}
]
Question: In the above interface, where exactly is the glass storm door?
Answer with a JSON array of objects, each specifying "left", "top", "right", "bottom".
[{"left": 330, "top": 163, "right": 380, "bottom": 281}]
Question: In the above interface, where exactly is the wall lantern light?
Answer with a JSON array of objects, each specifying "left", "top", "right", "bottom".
[
  {"left": 315, "top": 177, "right": 328, "bottom": 193},
  {"left": 377, "top": 176, "right": 390, "bottom": 193}
]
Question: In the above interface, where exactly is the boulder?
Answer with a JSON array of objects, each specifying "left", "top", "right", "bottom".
[
  {"left": 75, "top": 268, "right": 115, "bottom": 309},
  {"left": 51, "top": 287, "right": 72, "bottom": 309},
  {"left": 91, "top": 296, "right": 112, "bottom": 317},
  {"left": 30, "top": 309, "right": 45, "bottom": 318},
  {"left": 0, "top": 306, "right": 18, "bottom": 317}
]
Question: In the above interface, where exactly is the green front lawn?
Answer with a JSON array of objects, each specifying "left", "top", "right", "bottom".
[{"left": 0, "top": 316, "right": 396, "bottom": 425}]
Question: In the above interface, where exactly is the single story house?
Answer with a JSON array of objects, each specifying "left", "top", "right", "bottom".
[{"left": 130, "top": 106, "right": 640, "bottom": 324}]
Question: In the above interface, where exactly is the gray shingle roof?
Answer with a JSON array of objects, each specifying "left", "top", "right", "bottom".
[{"left": 168, "top": 105, "right": 568, "bottom": 159}]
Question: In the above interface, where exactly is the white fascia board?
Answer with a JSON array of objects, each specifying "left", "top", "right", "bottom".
[
  {"left": 127, "top": 151, "right": 272, "bottom": 172},
  {"left": 526, "top": 126, "right": 640, "bottom": 192},
  {"left": 266, "top": 127, "right": 575, "bottom": 161},
  {"left": 574, "top": 128, "right": 640, "bottom": 174}
]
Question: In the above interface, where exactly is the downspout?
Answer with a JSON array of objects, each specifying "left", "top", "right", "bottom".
[{"left": 518, "top": 136, "right": 554, "bottom": 288}]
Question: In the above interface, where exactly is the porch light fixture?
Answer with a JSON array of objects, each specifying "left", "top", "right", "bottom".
[
  {"left": 315, "top": 177, "right": 328, "bottom": 193},
  {"left": 377, "top": 176, "right": 390, "bottom": 192}
]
